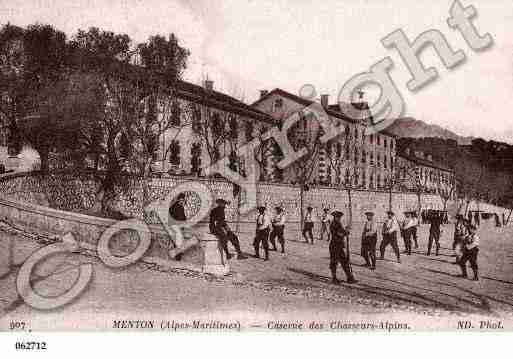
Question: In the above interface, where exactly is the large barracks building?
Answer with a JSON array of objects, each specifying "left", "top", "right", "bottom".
[{"left": 148, "top": 79, "right": 456, "bottom": 196}]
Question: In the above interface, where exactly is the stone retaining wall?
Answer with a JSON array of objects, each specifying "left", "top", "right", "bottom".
[
  {"left": 2, "top": 172, "right": 508, "bottom": 236},
  {"left": 0, "top": 172, "right": 204, "bottom": 271}
]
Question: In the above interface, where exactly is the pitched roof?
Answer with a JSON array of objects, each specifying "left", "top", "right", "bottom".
[
  {"left": 252, "top": 88, "right": 356, "bottom": 122},
  {"left": 252, "top": 88, "right": 396, "bottom": 137},
  {"left": 111, "top": 59, "right": 276, "bottom": 126},
  {"left": 176, "top": 80, "right": 276, "bottom": 125}
]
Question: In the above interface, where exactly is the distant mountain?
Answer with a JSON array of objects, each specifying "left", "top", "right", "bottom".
[{"left": 387, "top": 117, "right": 473, "bottom": 145}]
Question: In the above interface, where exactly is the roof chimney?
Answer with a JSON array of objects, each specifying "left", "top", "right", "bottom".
[
  {"left": 321, "top": 94, "right": 329, "bottom": 108},
  {"left": 260, "top": 90, "right": 269, "bottom": 99},
  {"left": 204, "top": 80, "right": 214, "bottom": 91}
]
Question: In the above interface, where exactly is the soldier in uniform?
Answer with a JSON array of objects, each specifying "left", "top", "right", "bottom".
[
  {"left": 459, "top": 224, "right": 480, "bottom": 281},
  {"left": 427, "top": 211, "right": 443, "bottom": 256},
  {"left": 319, "top": 208, "right": 331, "bottom": 241},
  {"left": 401, "top": 211, "right": 415, "bottom": 255},
  {"left": 254, "top": 206, "right": 271, "bottom": 260},
  {"left": 361, "top": 211, "right": 377, "bottom": 270},
  {"left": 411, "top": 211, "right": 419, "bottom": 249},
  {"left": 209, "top": 198, "right": 246, "bottom": 260},
  {"left": 329, "top": 211, "right": 357, "bottom": 284},
  {"left": 302, "top": 206, "right": 315, "bottom": 244},
  {"left": 269, "top": 206, "right": 286, "bottom": 253},
  {"left": 453, "top": 214, "right": 468, "bottom": 264},
  {"left": 380, "top": 211, "right": 401, "bottom": 263}
]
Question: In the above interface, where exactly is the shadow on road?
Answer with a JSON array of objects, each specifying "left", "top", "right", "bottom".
[{"left": 287, "top": 266, "right": 463, "bottom": 312}]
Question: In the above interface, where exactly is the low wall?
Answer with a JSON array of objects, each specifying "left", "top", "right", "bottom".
[
  {"left": 1, "top": 172, "right": 508, "bottom": 241},
  {"left": 0, "top": 172, "right": 204, "bottom": 271}
]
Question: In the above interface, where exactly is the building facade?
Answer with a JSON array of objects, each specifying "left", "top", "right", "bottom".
[
  {"left": 395, "top": 148, "right": 456, "bottom": 198},
  {"left": 152, "top": 80, "right": 278, "bottom": 181},
  {"left": 251, "top": 89, "right": 398, "bottom": 191}
]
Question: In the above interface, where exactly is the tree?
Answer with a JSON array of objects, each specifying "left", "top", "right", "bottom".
[
  {"left": 17, "top": 77, "right": 82, "bottom": 173},
  {"left": 0, "top": 24, "right": 25, "bottom": 155},
  {"left": 287, "top": 112, "right": 323, "bottom": 230},
  {"left": 16, "top": 24, "right": 75, "bottom": 172},
  {"left": 0, "top": 23, "right": 69, "bottom": 161},
  {"left": 66, "top": 27, "right": 190, "bottom": 213},
  {"left": 382, "top": 158, "right": 411, "bottom": 212},
  {"left": 454, "top": 156, "right": 485, "bottom": 216},
  {"left": 404, "top": 164, "right": 431, "bottom": 215},
  {"left": 134, "top": 34, "right": 190, "bottom": 180},
  {"left": 436, "top": 171, "right": 456, "bottom": 213},
  {"left": 324, "top": 123, "right": 367, "bottom": 225},
  {"left": 254, "top": 134, "right": 280, "bottom": 182},
  {"left": 193, "top": 104, "right": 232, "bottom": 170},
  {"left": 71, "top": 31, "right": 137, "bottom": 213}
]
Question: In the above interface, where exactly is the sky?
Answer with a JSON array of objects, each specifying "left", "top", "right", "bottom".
[{"left": 1, "top": 0, "right": 512, "bottom": 142}]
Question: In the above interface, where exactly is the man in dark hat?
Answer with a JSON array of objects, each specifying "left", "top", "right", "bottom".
[
  {"left": 380, "top": 210, "right": 401, "bottom": 263},
  {"left": 302, "top": 206, "right": 315, "bottom": 244},
  {"left": 361, "top": 211, "right": 377, "bottom": 270},
  {"left": 320, "top": 208, "right": 331, "bottom": 241},
  {"left": 270, "top": 206, "right": 286, "bottom": 253},
  {"left": 209, "top": 198, "right": 246, "bottom": 260},
  {"left": 329, "top": 210, "right": 357, "bottom": 284},
  {"left": 254, "top": 206, "right": 271, "bottom": 260},
  {"left": 169, "top": 193, "right": 186, "bottom": 222}
]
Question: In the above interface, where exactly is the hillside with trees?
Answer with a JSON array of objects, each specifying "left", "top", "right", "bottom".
[
  {"left": 388, "top": 117, "right": 473, "bottom": 145},
  {"left": 397, "top": 137, "right": 513, "bottom": 210}
]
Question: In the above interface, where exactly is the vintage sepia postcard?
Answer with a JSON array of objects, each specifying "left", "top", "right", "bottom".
[{"left": 1, "top": 0, "right": 513, "bottom": 348}]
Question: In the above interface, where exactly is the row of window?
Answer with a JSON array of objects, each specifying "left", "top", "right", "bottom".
[
  {"left": 325, "top": 144, "right": 395, "bottom": 169},
  {"left": 415, "top": 166, "right": 453, "bottom": 184},
  {"left": 271, "top": 97, "right": 394, "bottom": 148},
  {"left": 323, "top": 172, "right": 395, "bottom": 190}
]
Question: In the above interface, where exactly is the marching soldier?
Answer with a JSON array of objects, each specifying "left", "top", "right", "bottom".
[
  {"left": 427, "top": 211, "right": 443, "bottom": 256},
  {"left": 270, "top": 206, "right": 286, "bottom": 253},
  {"left": 361, "top": 211, "right": 377, "bottom": 270},
  {"left": 209, "top": 198, "right": 246, "bottom": 260},
  {"left": 380, "top": 211, "right": 401, "bottom": 263},
  {"left": 329, "top": 211, "right": 357, "bottom": 284},
  {"left": 459, "top": 224, "right": 480, "bottom": 281},
  {"left": 319, "top": 208, "right": 331, "bottom": 241},
  {"left": 401, "top": 211, "right": 415, "bottom": 255},
  {"left": 254, "top": 206, "right": 271, "bottom": 260},
  {"left": 302, "top": 206, "right": 315, "bottom": 244},
  {"left": 453, "top": 215, "right": 468, "bottom": 264}
]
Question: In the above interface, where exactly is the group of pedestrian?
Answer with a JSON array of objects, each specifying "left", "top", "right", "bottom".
[
  {"left": 170, "top": 194, "right": 480, "bottom": 284},
  {"left": 212, "top": 201, "right": 288, "bottom": 262}
]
